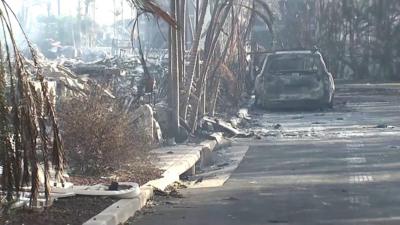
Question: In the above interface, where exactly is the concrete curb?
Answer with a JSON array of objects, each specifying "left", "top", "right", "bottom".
[
  {"left": 200, "top": 133, "right": 232, "bottom": 168},
  {"left": 83, "top": 186, "right": 153, "bottom": 225},
  {"left": 145, "top": 146, "right": 202, "bottom": 190},
  {"left": 82, "top": 135, "right": 232, "bottom": 225}
]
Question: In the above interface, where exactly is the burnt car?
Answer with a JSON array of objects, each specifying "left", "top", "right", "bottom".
[{"left": 255, "top": 50, "right": 335, "bottom": 109}]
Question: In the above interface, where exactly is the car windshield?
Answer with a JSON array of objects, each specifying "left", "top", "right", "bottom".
[{"left": 267, "top": 54, "right": 320, "bottom": 73}]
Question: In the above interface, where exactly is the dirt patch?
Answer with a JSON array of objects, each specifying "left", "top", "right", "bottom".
[
  {"left": 1, "top": 196, "right": 117, "bottom": 225},
  {"left": 69, "top": 162, "right": 163, "bottom": 186},
  {"left": 0, "top": 160, "right": 162, "bottom": 225}
]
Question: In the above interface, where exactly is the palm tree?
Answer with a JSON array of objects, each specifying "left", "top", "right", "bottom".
[
  {"left": 182, "top": 0, "right": 209, "bottom": 121},
  {"left": 127, "top": 0, "right": 176, "bottom": 27},
  {"left": 126, "top": 0, "right": 275, "bottom": 134},
  {"left": 126, "top": 0, "right": 180, "bottom": 138},
  {"left": 0, "top": 1, "right": 65, "bottom": 208}
]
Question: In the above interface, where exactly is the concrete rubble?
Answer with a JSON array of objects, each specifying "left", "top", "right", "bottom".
[{"left": 132, "top": 104, "right": 163, "bottom": 143}]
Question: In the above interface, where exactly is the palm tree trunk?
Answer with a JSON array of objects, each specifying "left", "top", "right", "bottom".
[
  {"left": 210, "top": 8, "right": 235, "bottom": 115},
  {"left": 168, "top": 0, "right": 180, "bottom": 139},
  {"left": 179, "top": 0, "right": 186, "bottom": 84},
  {"left": 182, "top": 0, "right": 209, "bottom": 120},
  {"left": 190, "top": 1, "right": 233, "bottom": 131}
]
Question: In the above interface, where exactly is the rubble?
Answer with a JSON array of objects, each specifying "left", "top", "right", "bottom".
[
  {"left": 375, "top": 124, "right": 394, "bottom": 129},
  {"left": 153, "top": 184, "right": 184, "bottom": 198},
  {"left": 65, "top": 53, "right": 168, "bottom": 104},
  {"left": 25, "top": 57, "right": 115, "bottom": 99},
  {"left": 132, "top": 104, "right": 163, "bottom": 144},
  {"left": 26, "top": 50, "right": 170, "bottom": 146},
  {"left": 201, "top": 117, "right": 241, "bottom": 136}
]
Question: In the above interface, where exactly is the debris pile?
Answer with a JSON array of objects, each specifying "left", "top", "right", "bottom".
[
  {"left": 62, "top": 52, "right": 169, "bottom": 108},
  {"left": 26, "top": 50, "right": 169, "bottom": 143},
  {"left": 198, "top": 108, "right": 252, "bottom": 138}
]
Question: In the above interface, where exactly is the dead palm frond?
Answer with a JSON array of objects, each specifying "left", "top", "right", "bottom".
[
  {"left": 127, "top": 0, "right": 177, "bottom": 27},
  {"left": 234, "top": 0, "right": 274, "bottom": 33},
  {"left": 0, "top": 1, "right": 65, "bottom": 208}
]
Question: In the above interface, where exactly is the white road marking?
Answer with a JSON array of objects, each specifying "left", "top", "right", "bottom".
[
  {"left": 346, "top": 143, "right": 365, "bottom": 152},
  {"left": 346, "top": 143, "right": 365, "bottom": 148},
  {"left": 344, "top": 157, "right": 367, "bottom": 164},
  {"left": 343, "top": 142, "right": 372, "bottom": 209},
  {"left": 347, "top": 195, "right": 370, "bottom": 205},
  {"left": 349, "top": 175, "right": 374, "bottom": 183}
]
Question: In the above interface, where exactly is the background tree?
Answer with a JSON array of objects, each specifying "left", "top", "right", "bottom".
[{"left": 273, "top": 0, "right": 400, "bottom": 81}]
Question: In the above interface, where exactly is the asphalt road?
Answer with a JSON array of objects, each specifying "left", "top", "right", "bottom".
[{"left": 131, "top": 84, "right": 400, "bottom": 225}]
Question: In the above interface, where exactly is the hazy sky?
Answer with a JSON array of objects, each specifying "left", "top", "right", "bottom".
[{"left": 8, "top": 0, "right": 134, "bottom": 25}]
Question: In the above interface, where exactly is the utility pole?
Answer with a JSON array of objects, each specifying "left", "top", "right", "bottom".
[{"left": 168, "top": 0, "right": 180, "bottom": 141}]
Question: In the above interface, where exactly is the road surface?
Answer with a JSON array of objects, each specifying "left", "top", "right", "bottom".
[{"left": 130, "top": 84, "right": 400, "bottom": 225}]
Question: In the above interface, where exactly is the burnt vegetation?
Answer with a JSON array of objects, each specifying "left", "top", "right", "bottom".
[
  {"left": 59, "top": 91, "right": 152, "bottom": 176},
  {"left": 274, "top": 0, "right": 400, "bottom": 81},
  {"left": 0, "top": 0, "right": 399, "bottom": 216}
]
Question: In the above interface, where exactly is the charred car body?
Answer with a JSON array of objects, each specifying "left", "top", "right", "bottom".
[{"left": 255, "top": 50, "right": 335, "bottom": 109}]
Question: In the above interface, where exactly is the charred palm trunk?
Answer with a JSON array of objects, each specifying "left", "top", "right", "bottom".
[
  {"left": 182, "top": 0, "right": 209, "bottom": 121},
  {"left": 189, "top": 1, "right": 233, "bottom": 132},
  {"left": 168, "top": 0, "right": 180, "bottom": 139}
]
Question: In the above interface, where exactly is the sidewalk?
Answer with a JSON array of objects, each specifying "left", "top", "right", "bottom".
[{"left": 83, "top": 134, "right": 231, "bottom": 225}]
